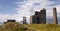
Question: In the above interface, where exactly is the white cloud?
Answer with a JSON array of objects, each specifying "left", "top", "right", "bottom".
[
  {"left": 0, "top": 0, "right": 60, "bottom": 24},
  {"left": 14, "top": 0, "right": 56, "bottom": 23},
  {"left": 0, "top": 14, "right": 10, "bottom": 22},
  {"left": 14, "top": 0, "right": 60, "bottom": 23},
  {"left": 0, "top": 14, "right": 23, "bottom": 23},
  {"left": 14, "top": 0, "right": 55, "bottom": 18}
]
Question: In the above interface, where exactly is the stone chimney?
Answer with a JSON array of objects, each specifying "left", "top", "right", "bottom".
[{"left": 53, "top": 8, "right": 58, "bottom": 24}]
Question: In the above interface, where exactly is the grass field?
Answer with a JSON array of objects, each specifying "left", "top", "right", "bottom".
[
  {"left": 0, "top": 22, "right": 60, "bottom": 31},
  {"left": 24, "top": 24, "right": 60, "bottom": 31}
]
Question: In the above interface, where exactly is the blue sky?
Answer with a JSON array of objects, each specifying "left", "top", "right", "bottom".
[
  {"left": 0, "top": 0, "right": 60, "bottom": 24},
  {"left": 0, "top": 0, "right": 16, "bottom": 14},
  {"left": 0, "top": 0, "right": 26, "bottom": 14},
  {"left": 0, "top": 0, "right": 60, "bottom": 14}
]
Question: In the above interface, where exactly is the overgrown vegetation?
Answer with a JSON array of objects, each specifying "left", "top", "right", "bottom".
[
  {"left": 0, "top": 22, "right": 25, "bottom": 31},
  {"left": 0, "top": 22, "right": 60, "bottom": 31}
]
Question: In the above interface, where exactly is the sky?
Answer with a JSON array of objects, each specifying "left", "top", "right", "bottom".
[{"left": 0, "top": 0, "right": 60, "bottom": 24}]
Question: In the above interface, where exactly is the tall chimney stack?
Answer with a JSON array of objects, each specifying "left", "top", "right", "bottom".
[{"left": 53, "top": 8, "right": 58, "bottom": 24}]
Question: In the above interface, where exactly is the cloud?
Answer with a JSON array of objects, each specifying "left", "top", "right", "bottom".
[
  {"left": 14, "top": 0, "right": 55, "bottom": 18},
  {"left": 0, "top": 0, "right": 60, "bottom": 24},
  {"left": 14, "top": 0, "right": 60, "bottom": 23},
  {"left": 0, "top": 14, "right": 10, "bottom": 22},
  {"left": 0, "top": 14, "right": 23, "bottom": 23}
]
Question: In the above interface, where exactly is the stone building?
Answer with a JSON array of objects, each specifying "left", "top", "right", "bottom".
[
  {"left": 4, "top": 19, "right": 16, "bottom": 24},
  {"left": 23, "top": 17, "right": 27, "bottom": 24},
  {"left": 53, "top": 8, "right": 58, "bottom": 24},
  {"left": 30, "top": 8, "right": 46, "bottom": 24},
  {"left": 7, "top": 20, "right": 16, "bottom": 22},
  {"left": 30, "top": 15, "right": 33, "bottom": 24}
]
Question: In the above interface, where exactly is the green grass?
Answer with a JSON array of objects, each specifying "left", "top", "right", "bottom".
[
  {"left": 0, "top": 22, "right": 25, "bottom": 31},
  {"left": 0, "top": 22, "right": 60, "bottom": 31},
  {"left": 24, "top": 24, "right": 60, "bottom": 31}
]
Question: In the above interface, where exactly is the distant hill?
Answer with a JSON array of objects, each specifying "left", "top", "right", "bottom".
[{"left": 0, "top": 22, "right": 60, "bottom": 31}]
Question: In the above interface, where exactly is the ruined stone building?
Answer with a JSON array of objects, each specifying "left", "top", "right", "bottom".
[
  {"left": 4, "top": 19, "right": 16, "bottom": 24},
  {"left": 23, "top": 17, "right": 27, "bottom": 24},
  {"left": 30, "top": 8, "right": 46, "bottom": 24},
  {"left": 7, "top": 20, "right": 16, "bottom": 22},
  {"left": 53, "top": 8, "right": 58, "bottom": 24},
  {"left": 30, "top": 15, "right": 33, "bottom": 24}
]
